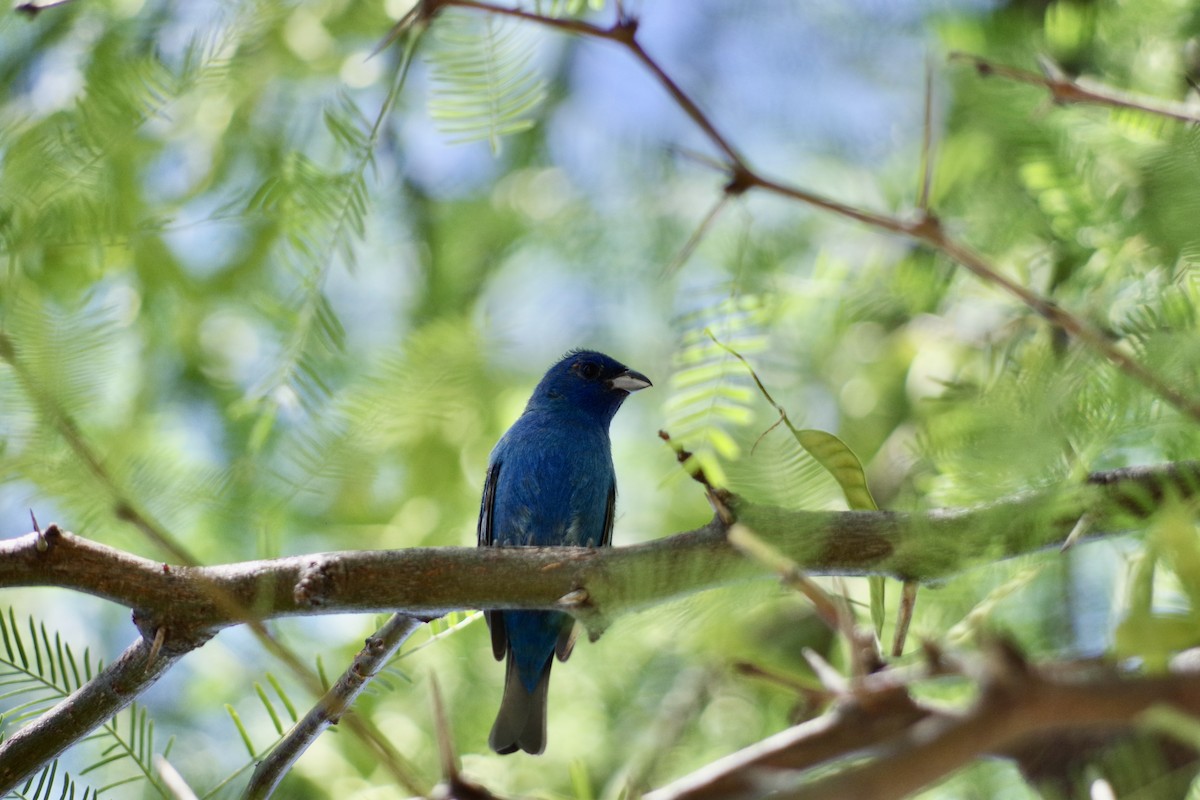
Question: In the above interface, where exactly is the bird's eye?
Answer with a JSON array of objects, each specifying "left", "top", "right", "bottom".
[{"left": 578, "top": 361, "right": 601, "bottom": 380}]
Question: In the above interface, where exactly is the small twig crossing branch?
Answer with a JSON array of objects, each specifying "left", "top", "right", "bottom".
[
  {"left": 658, "top": 430, "right": 736, "bottom": 524},
  {"left": 950, "top": 52, "right": 1200, "bottom": 125},
  {"left": 244, "top": 614, "right": 425, "bottom": 799}
]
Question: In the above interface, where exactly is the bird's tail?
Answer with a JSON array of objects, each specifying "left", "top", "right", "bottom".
[{"left": 489, "top": 652, "right": 551, "bottom": 755}]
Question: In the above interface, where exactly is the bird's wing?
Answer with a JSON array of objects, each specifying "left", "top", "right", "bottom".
[
  {"left": 478, "top": 460, "right": 501, "bottom": 547},
  {"left": 486, "top": 611, "right": 507, "bottom": 661},
  {"left": 555, "top": 622, "right": 578, "bottom": 662},
  {"left": 601, "top": 481, "right": 616, "bottom": 548},
  {"left": 479, "top": 460, "right": 508, "bottom": 660}
]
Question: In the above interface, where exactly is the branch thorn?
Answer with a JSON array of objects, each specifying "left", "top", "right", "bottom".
[
  {"left": 147, "top": 626, "right": 166, "bottom": 670},
  {"left": 558, "top": 588, "right": 590, "bottom": 608},
  {"left": 1060, "top": 512, "right": 1092, "bottom": 552},
  {"left": 30, "top": 509, "right": 47, "bottom": 553},
  {"left": 610, "top": 11, "right": 639, "bottom": 44},
  {"left": 658, "top": 429, "right": 736, "bottom": 524},
  {"left": 803, "top": 648, "right": 848, "bottom": 695}
]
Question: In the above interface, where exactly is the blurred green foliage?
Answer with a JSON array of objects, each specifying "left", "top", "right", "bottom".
[{"left": 1, "top": 0, "right": 1199, "bottom": 796}]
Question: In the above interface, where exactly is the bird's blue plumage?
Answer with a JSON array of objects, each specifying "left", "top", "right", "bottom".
[{"left": 478, "top": 350, "right": 651, "bottom": 755}]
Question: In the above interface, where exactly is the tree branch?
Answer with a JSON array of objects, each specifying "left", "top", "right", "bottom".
[
  {"left": 950, "top": 52, "right": 1200, "bottom": 125},
  {"left": 647, "top": 689, "right": 932, "bottom": 800},
  {"left": 650, "top": 645, "right": 1200, "bottom": 800},
  {"left": 3, "top": 463, "right": 1195, "bottom": 637},
  {"left": 0, "top": 457, "right": 1194, "bottom": 792},
  {"left": 796, "top": 646, "right": 1200, "bottom": 800}
]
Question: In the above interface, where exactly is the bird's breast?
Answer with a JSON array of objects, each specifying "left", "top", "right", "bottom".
[{"left": 490, "top": 416, "right": 614, "bottom": 547}]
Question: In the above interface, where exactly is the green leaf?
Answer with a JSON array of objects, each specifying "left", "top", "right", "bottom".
[
  {"left": 792, "top": 428, "right": 878, "bottom": 512},
  {"left": 266, "top": 673, "right": 298, "bottom": 723},
  {"left": 426, "top": 11, "right": 548, "bottom": 153},
  {"left": 0, "top": 611, "right": 171, "bottom": 798},
  {"left": 254, "top": 682, "right": 284, "bottom": 735},
  {"left": 663, "top": 295, "right": 769, "bottom": 489},
  {"left": 706, "top": 332, "right": 878, "bottom": 511},
  {"left": 569, "top": 759, "right": 594, "bottom": 800},
  {"left": 224, "top": 704, "right": 256, "bottom": 758}
]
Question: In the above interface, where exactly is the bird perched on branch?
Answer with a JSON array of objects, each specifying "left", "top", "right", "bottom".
[{"left": 478, "top": 350, "right": 652, "bottom": 755}]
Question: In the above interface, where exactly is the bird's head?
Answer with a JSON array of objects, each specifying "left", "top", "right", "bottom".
[{"left": 529, "top": 350, "right": 652, "bottom": 425}]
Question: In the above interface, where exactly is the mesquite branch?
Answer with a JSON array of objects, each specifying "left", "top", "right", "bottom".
[
  {"left": 3, "top": 463, "right": 1194, "bottom": 640},
  {"left": 0, "top": 461, "right": 1187, "bottom": 793},
  {"left": 245, "top": 614, "right": 426, "bottom": 799},
  {"left": 0, "top": 463, "right": 1190, "bottom": 792},
  {"left": 650, "top": 643, "right": 1200, "bottom": 800},
  {"left": 950, "top": 52, "right": 1200, "bottom": 125}
]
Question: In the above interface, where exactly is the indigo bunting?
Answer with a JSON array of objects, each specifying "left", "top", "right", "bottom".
[{"left": 478, "top": 350, "right": 652, "bottom": 755}]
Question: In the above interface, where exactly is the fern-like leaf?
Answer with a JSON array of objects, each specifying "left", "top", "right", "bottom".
[
  {"left": 13, "top": 763, "right": 98, "bottom": 800},
  {"left": 243, "top": 41, "right": 419, "bottom": 415},
  {"left": 427, "top": 10, "right": 548, "bottom": 153},
  {"left": 212, "top": 670, "right": 297, "bottom": 779},
  {"left": 0, "top": 609, "right": 169, "bottom": 798},
  {"left": 271, "top": 319, "right": 486, "bottom": 519},
  {"left": 663, "top": 291, "right": 766, "bottom": 488}
]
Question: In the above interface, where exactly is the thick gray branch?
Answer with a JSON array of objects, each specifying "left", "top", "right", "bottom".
[
  {"left": 2, "top": 462, "right": 1196, "bottom": 639},
  {"left": 0, "top": 462, "right": 1194, "bottom": 795}
]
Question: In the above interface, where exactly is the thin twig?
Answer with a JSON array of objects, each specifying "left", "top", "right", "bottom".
[
  {"left": 658, "top": 430, "right": 736, "bottom": 524},
  {"left": 244, "top": 614, "right": 425, "bottom": 799},
  {"left": 732, "top": 662, "right": 830, "bottom": 706},
  {"left": 890, "top": 581, "right": 919, "bottom": 657},
  {"left": 156, "top": 756, "right": 200, "bottom": 800},
  {"left": 741, "top": 172, "right": 1200, "bottom": 423},
  {"left": 663, "top": 193, "right": 732, "bottom": 277},
  {"left": 950, "top": 52, "right": 1200, "bottom": 125},
  {"left": 430, "top": 0, "right": 749, "bottom": 168},
  {"left": 727, "top": 525, "right": 849, "bottom": 634},
  {"left": 620, "top": 668, "right": 713, "bottom": 796},
  {"left": 917, "top": 57, "right": 936, "bottom": 212},
  {"left": 0, "top": 333, "right": 198, "bottom": 564},
  {"left": 14, "top": 0, "right": 79, "bottom": 16}
]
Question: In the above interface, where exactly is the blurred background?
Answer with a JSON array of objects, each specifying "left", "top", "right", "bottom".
[{"left": 2, "top": 0, "right": 1199, "bottom": 796}]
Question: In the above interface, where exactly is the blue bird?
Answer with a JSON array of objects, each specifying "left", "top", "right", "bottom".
[{"left": 478, "top": 350, "right": 652, "bottom": 755}]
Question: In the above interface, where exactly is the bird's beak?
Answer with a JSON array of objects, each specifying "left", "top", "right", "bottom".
[{"left": 608, "top": 369, "right": 652, "bottom": 393}]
